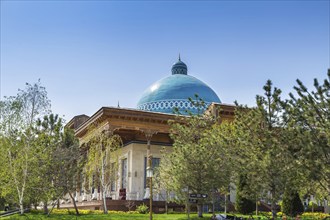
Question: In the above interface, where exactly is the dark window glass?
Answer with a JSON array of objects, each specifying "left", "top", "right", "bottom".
[{"left": 144, "top": 157, "right": 160, "bottom": 188}]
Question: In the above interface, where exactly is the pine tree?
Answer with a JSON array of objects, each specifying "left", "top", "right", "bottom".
[
  {"left": 283, "top": 69, "right": 330, "bottom": 202},
  {"left": 233, "top": 80, "right": 299, "bottom": 219}
]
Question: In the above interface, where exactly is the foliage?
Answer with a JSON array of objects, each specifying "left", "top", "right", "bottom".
[
  {"left": 160, "top": 97, "right": 234, "bottom": 218},
  {"left": 308, "top": 201, "right": 318, "bottom": 212},
  {"left": 235, "top": 174, "right": 255, "bottom": 214},
  {"left": 302, "top": 212, "right": 330, "bottom": 219},
  {"left": 152, "top": 165, "right": 173, "bottom": 214},
  {"left": 84, "top": 126, "right": 122, "bottom": 214},
  {"left": 31, "top": 114, "right": 64, "bottom": 212},
  {"left": 2, "top": 212, "right": 216, "bottom": 220},
  {"left": 6, "top": 211, "right": 330, "bottom": 220},
  {"left": 281, "top": 189, "right": 304, "bottom": 217},
  {"left": 0, "top": 80, "right": 51, "bottom": 214},
  {"left": 283, "top": 69, "right": 330, "bottom": 199},
  {"left": 30, "top": 209, "right": 140, "bottom": 215},
  {"left": 136, "top": 204, "right": 149, "bottom": 214},
  {"left": 50, "top": 127, "right": 83, "bottom": 215},
  {"left": 232, "top": 80, "right": 306, "bottom": 218},
  {"left": 0, "top": 81, "right": 83, "bottom": 216}
]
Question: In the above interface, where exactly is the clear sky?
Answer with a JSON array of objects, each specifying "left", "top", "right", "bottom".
[{"left": 1, "top": 0, "right": 329, "bottom": 121}]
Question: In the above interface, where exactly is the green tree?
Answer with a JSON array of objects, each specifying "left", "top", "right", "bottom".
[
  {"left": 281, "top": 189, "right": 304, "bottom": 217},
  {"left": 0, "top": 80, "right": 51, "bottom": 214},
  {"left": 235, "top": 174, "right": 255, "bottom": 214},
  {"left": 284, "top": 69, "right": 330, "bottom": 202},
  {"left": 85, "top": 126, "right": 122, "bottom": 214},
  {"left": 31, "top": 114, "right": 64, "bottom": 213},
  {"left": 222, "top": 104, "right": 267, "bottom": 215},
  {"left": 49, "top": 127, "right": 83, "bottom": 216},
  {"left": 152, "top": 166, "right": 171, "bottom": 214},
  {"left": 160, "top": 109, "right": 233, "bottom": 218},
  {"left": 232, "top": 80, "right": 299, "bottom": 219}
]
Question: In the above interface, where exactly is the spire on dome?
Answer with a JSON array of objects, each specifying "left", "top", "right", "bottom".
[{"left": 171, "top": 55, "right": 187, "bottom": 75}]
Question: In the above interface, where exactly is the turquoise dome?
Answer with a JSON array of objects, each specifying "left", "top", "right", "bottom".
[{"left": 137, "top": 57, "right": 221, "bottom": 115}]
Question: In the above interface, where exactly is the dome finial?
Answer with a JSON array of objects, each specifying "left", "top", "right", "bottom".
[{"left": 172, "top": 55, "right": 187, "bottom": 75}]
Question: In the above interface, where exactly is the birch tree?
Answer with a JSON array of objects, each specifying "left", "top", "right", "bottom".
[
  {"left": 85, "top": 128, "right": 122, "bottom": 214},
  {"left": 0, "top": 80, "right": 51, "bottom": 214}
]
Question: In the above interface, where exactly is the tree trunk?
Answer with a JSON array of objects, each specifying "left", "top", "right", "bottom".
[
  {"left": 212, "top": 191, "right": 215, "bottom": 219},
  {"left": 271, "top": 201, "right": 276, "bottom": 219},
  {"left": 57, "top": 199, "right": 60, "bottom": 209},
  {"left": 19, "top": 200, "right": 24, "bottom": 215},
  {"left": 43, "top": 200, "right": 48, "bottom": 214},
  {"left": 165, "top": 201, "right": 168, "bottom": 214},
  {"left": 255, "top": 199, "right": 258, "bottom": 215},
  {"left": 185, "top": 201, "right": 190, "bottom": 220},
  {"left": 101, "top": 155, "right": 108, "bottom": 214},
  {"left": 47, "top": 198, "right": 59, "bottom": 217},
  {"left": 102, "top": 188, "right": 108, "bottom": 214},
  {"left": 197, "top": 203, "right": 203, "bottom": 218},
  {"left": 69, "top": 192, "right": 79, "bottom": 216},
  {"left": 271, "top": 189, "right": 277, "bottom": 220},
  {"left": 186, "top": 188, "right": 190, "bottom": 220},
  {"left": 224, "top": 194, "right": 227, "bottom": 215}
]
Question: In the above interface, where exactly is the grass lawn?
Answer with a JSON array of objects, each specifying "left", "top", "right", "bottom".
[
  {"left": 3, "top": 212, "right": 213, "bottom": 220},
  {"left": 3, "top": 211, "right": 329, "bottom": 220}
]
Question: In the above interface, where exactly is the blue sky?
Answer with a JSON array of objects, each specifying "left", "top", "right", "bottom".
[{"left": 1, "top": 1, "right": 329, "bottom": 121}]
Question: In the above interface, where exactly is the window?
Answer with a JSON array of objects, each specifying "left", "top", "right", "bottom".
[
  {"left": 110, "top": 162, "right": 116, "bottom": 191},
  {"left": 121, "top": 158, "right": 127, "bottom": 189},
  {"left": 144, "top": 157, "right": 160, "bottom": 188}
]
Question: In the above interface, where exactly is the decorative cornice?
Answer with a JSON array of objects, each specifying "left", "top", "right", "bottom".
[
  {"left": 74, "top": 107, "right": 176, "bottom": 138},
  {"left": 70, "top": 103, "right": 235, "bottom": 139}
]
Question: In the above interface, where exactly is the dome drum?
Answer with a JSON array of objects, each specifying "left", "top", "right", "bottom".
[{"left": 137, "top": 99, "right": 213, "bottom": 114}]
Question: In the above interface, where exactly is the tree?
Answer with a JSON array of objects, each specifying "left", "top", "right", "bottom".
[
  {"left": 160, "top": 109, "right": 233, "bottom": 218},
  {"left": 0, "top": 80, "right": 51, "bottom": 214},
  {"left": 284, "top": 69, "right": 330, "bottom": 202},
  {"left": 0, "top": 136, "right": 17, "bottom": 210},
  {"left": 232, "top": 80, "right": 300, "bottom": 219},
  {"left": 49, "top": 127, "right": 83, "bottom": 216},
  {"left": 85, "top": 126, "right": 122, "bottom": 214},
  {"left": 281, "top": 189, "right": 304, "bottom": 217},
  {"left": 235, "top": 174, "right": 255, "bottom": 214},
  {"left": 152, "top": 166, "right": 172, "bottom": 214},
  {"left": 32, "top": 114, "right": 64, "bottom": 213}
]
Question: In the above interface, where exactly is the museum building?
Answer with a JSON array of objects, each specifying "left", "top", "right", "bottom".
[{"left": 65, "top": 57, "right": 235, "bottom": 211}]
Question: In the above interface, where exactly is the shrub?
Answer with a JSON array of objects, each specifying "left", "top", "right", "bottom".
[
  {"left": 136, "top": 204, "right": 149, "bottom": 214},
  {"left": 126, "top": 210, "right": 139, "bottom": 214},
  {"left": 308, "top": 201, "right": 318, "bottom": 212},
  {"left": 51, "top": 209, "right": 103, "bottom": 215},
  {"left": 281, "top": 189, "right": 304, "bottom": 217},
  {"left": 302, "top": 212, "right": 330, "bottom": 219}
]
